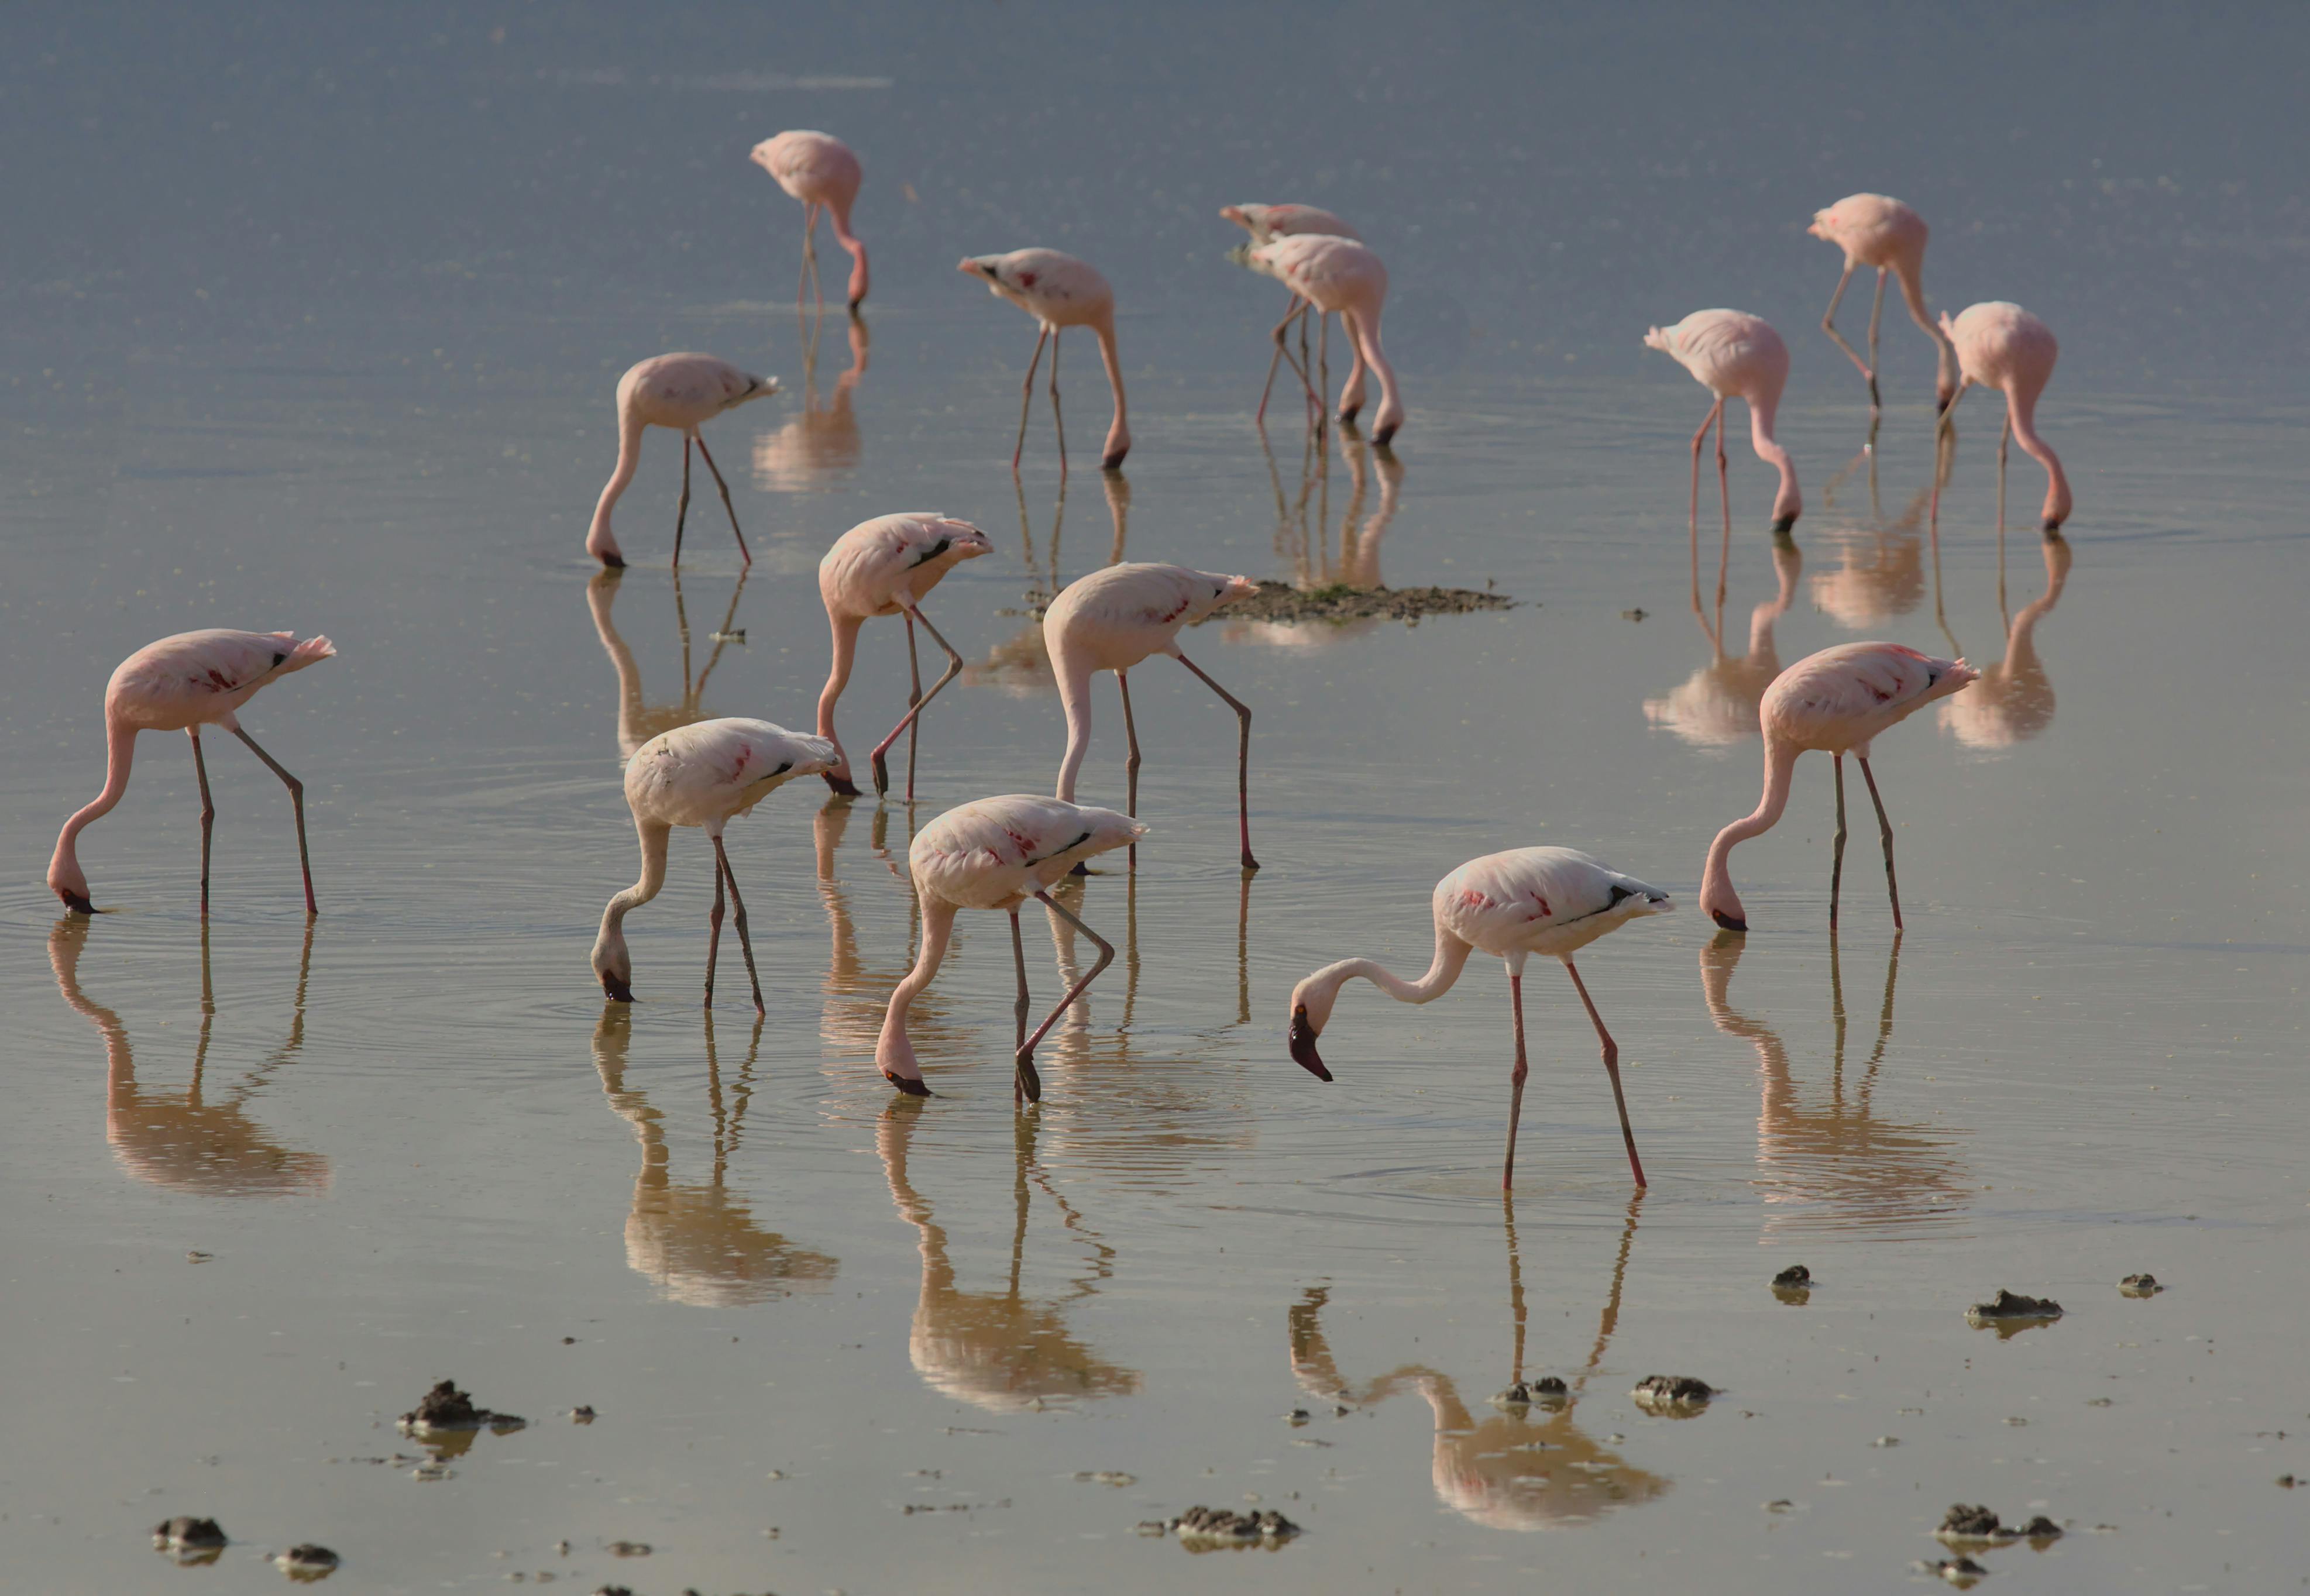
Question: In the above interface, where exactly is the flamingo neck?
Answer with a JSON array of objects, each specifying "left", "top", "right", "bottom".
[
  {"left": 1091, "top": 314, "right": 1130, "bottom": 467},
  {"left": 817, "top": 611, "right": 864, "bottom": 781},
  {"left": 1701, "top": 738, "right": 1798, "bottom": 916},
  {"left": 1747, "top": 395, "right": 1802, "bottom": 527},
  {"left": 587, "top": 404, "right": 646, "bottom": 565},
  {"left": 827, "top": 201, "right": 869, "bottom": 307},
  {"left": 593, "top": 818, "right": 670, "bottom": 978},
  {"left": 1351, "top": 304, "right": 1404, "bottom": 441},
  {"left": 1049, "top": 652, "right": 1097, "bottom": 804},
  {"left": 1315, "top": 919, "right": 1475, "bottom": 1013},
  {"left": 1891, "top": 255, "right": 1958, "bottom": 403},
  {"left": 50, "top": 713, "right": 138, "bottom": 903},
  {"left": 2006, "top": 386, "right": 2072, "bottom": 529},
  {"left": 875, "top": 897, "right": 956, "bottom": 1085}
]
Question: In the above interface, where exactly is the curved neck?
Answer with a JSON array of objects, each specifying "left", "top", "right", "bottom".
[
  {"left": 587, "top": 405, "right": 647, "bottom": 562},
  {"left": 2006, "top": 386, "right": 2072, "bottom": 528},
  {"left": 1091, "top": 314, "right": 1130, "bottom": 462},
  {"left": 50, "top": 920, "right": 134, "bottom": 1093},
  {"left": 1049, "top": 653, "right": 1097, "bottom": 804},
  {"left": 1318, "top": 918, "right": 1475, "bottom": 1013},
  {"left": 1349, "top": 305, "right": 1403, "bottom": 436},
  {"left": 816, "top": 612, "right": 864, "bottom": 778},
  {"left": 827, "top": 200, "right": 869, "bottom": 305},
  {"left": 876, "top": 897, "right": 957, "bottom": 1082},
  {"left": 50, "top": 714, "right": 138, "bottom": 897},
  {"left": 1890, "top": 255, "right": 1958, "bottom": 399},
  {"left": 599, "top": 818, "right": 671, "bottom": 945},
  {"left": 1702, "top": 739, "right": 1799, "bottom": 906},
  {"left": 1747, "top": 395, "right": 1802, "bottom": 525}
]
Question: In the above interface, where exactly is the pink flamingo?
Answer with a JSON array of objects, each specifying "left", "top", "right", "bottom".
[
  {"left": 1287, "top": 848, "right": 1672, "bottom": 1189},
  {"left": 750, "top": 130, "right": 870, "bottom": 313},
  {"left": 49, "top": 630, "right": 336, "bottom": 917},
  {"left": 815, "top": 512, "right": 994, "bottom": 801},
  {"left": 1699, "top": 642, "right": 1978, "bottom": 934},
  {"left": 876, "top": 794, "right": 1145, "bottom": 1102},
  {"left": 1808, "top": 194, "right": 1960, "bottom": 413},
  {"left": 1044, "top": 563, "right": 1260, "bottom": 869},
  {"left": 1247, "top": 233, "right": 1404, "bottom": 444},
  {"left": 959, "top": 250, "right": 1131, "bottom": 472},
  {"left": 1646, "top": 310, "right": 1802, "bottom": 536},
  {"left": 1937, "top": 302, "right": 2072, "bottom": 532},
  {"left": 586, "top": 353, "right": 780, "bottom": 569},
  {"left": 1220, "top": 205, "right": 1360, "bottom": 418},
  {"left": 592, "top": 718, "right": 837, "bottom": 1012}
]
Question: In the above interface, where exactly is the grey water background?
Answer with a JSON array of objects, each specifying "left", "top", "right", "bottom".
[{"left": 3, "top": 3, "right": 2308, "bottom": 1592}]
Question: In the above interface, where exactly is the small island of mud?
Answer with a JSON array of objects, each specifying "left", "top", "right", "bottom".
[{"left": 1199, "top": 581, "right": 1518, "bottom": 628}]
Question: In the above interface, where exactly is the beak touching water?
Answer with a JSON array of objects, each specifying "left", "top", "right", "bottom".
[{"left": 1288, "top": 1005, "right": 1333, "bottom": 1082}]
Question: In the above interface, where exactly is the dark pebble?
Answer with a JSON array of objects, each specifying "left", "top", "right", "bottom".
[
  {"left": 2119, "top": 1273, "right": 2163, "bottom": 1296},
  {"left": 1772, "top": 1264, "right": 1811, "bottom": 1287},
  {"left": 1967, "top": 1289, "right": 2064, "bottom": 1322},
  {"left": 1631, "top": 1374, "right": 1714, "bottom": 1412},
  {"left": 398, "top": 1379, "right": 525, "bottom": 1433},
  {"left": 1940, "top": 1503, "right": 2004, "bottom": 1539}
]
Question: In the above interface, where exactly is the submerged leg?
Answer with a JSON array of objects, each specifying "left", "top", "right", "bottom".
[
  {"left": 1503, "top": 971, "right": 1530, "bottom": 1191},
  {"left": 1688, "top": 398, "right": 1721, "bottom": 585},
  {"left": 1173, "top": 649, "right": 1258, "bottom": 871},
  {"left": 1858, "top": 756, "right": 1903, "bottom": 930},
  {"left": 1118, "top": 670, "right": 1142, "bottom": 869},
  {"left": 870, "top": 604, "right": 964, "bottom": 797},
  {"left": 230, "top": 726, "right": 317, "bottom": 914},
  {"left": 1830, "top": 752, "right": 1849, "bottom": 930},
  {"left": 1010, "top": 907, "right": 1036, "bottom": 1103},
  {"left": 712, "top": 834, "right": 766, "bottom": 1014},
  {"left": 693, "top": 436, "right": 752, "bottom": 566},
  {"left": 1566, "top": 960, "right": 1647, "bottom": 1188},
  {"left": 705, "top": 844, "right": 726, "bottom": 1005},
  {"left": 1018, "top": 889, "right": 1115, "bottom": 1073},
  {"left": 1014, "top": 326, "right": 1050, "bottom": 472},
  {"left": 189, "top": 727, "right": 216, "bottom": 918}
]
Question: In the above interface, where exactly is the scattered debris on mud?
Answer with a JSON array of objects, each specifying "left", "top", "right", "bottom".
[
  {"left": 1143, "top": 1505, "right": 1302, "bottom": 1548},
  {"left": 1967, "top": 1289, "right": 2064, "bottom": 1329},
  {"left": 1917, "top": 1554, "right": 1990, "bottom": 1587},
  {"left": 273, "top": 1543, "right": 339, "bottom": 1581},
  {"left": 2119, "top": 1273, "right": 2164, "bottom": 1297},
  {"left": 1631, "top": 1374, "right": 1714, "bottom": 1415},
  {"left": 152, "top": 1517, "right": 227, "bottom": 1563},
  {"left": 1491, "top": 1376, "right": 1569, "bottom": 1412},
  {"left": 397, "top": 1380, "right": 527, "bottom": 1436},
  {"left": 1198, "top": 580, "right": 1517, "bottom": 628},
  {"left": 1938, "top": 1504, "right": 2065, "bottom": 1545}
]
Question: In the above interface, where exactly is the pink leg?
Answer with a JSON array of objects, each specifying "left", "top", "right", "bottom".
[
  {"left": 1118, "top": 670, "right": 1140, "bottom": 869},
  {"left": 1173, "top": 649, "right": 1257, "bottom": 871},
  {"left": 693, "top": 436, "right": 751, "bottom": 565},
  {"left": 1016, "top": 889, "right": 1115, "bottom": 1082},
  {"left": 1715, "top": 400, "right": 1730, "bottom": 575},
  {"left": 189, "top": 726, "right": 215, "bottom": 919},
  {"left": 1049, "top": 328, "right": 1067, "bottom": 477},
  {"left": 1015, "top": 326, "right": 1049, "bottom": 472},
  {"left": 903, "top": 610, "right": 922, "bottom": 803},
  {"left": 712, "top": 834, "right": 765, "bottom": 1014},
  {"left": 796, "top": 202, "right": 816, "bottom": 314},
  {"left": 869, "top": 604, "right": 962, "bottom": 797},
  {"left": 704, "top": 841, "right": 726, "bottom": 1004},
  {"left": 230, "top": 726, "right": 316, "bottom": 915},
  {"left": 1566, "top": 961, "right": 1646, "bottom": 1188},
  {"left": 672, "top": 435, "right": 693, "bottom": 566},
  {"left": 1257, "top": 295, "right": 1312, "bottom": 426},
  {"left": 1858, "top": 756, "right": 1903, "bottom": 930},
  {"left": 1503, "top": 971, "right": 1529, "bottom": 1190},
  {"left": 1009, "top": 906, "right": 1037, "bottom": 1104},
  {"left": 1829, "top": 752, "right": 1848, "bottom": 930}
]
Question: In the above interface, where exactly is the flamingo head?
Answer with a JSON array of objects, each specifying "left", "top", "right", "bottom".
[
  {"left": 49, "top": 866, "right": 96, "bottom": 916},
  {"left": 1219, "top": 204, "right": 1258, "bottom": 235},
  {"left": 593, "top": 929, "right": 634, "bottom": 1003},
  {"left": 1285, "top": 969, "right": 1346, "bottom": 1082},
  {"left": 1698, "top": 873, "right": 1748, "bottom": 934}
]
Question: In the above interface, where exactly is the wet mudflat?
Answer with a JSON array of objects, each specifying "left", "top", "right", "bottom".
[{"left": 3, "top": 5, "right": 2308, "bottom": 1592}]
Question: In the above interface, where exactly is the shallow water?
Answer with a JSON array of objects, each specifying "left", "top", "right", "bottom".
[{"left": 5, "top": 5, "right": 2309, "bottom": 1592}]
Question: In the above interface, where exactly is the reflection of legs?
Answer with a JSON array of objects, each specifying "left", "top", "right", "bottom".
[
  {"left": 1858, "top": 756, "right": 1903, "bottom": 930},
  {"left": 705, "top": 844, "right": 726, "bottom": 1005},
  {"left": 1830, "top": 752, "right": 1848, "bottom": 930},
  {"left": 1117, "top": 670, "right": 1140, "bottom": 868},
  {"left": 1174, "top": 650, "right": 1257, "bottom": 870},
  {"left": 190, "top": 727, "right": 216, "bottom": 918},
  {"left": 231, "top": 726, "right": 317, "bottom": 914},
  {"left": 1014, "top": 326, "right": 1049, "bottom": 471},
  {"left": 903, "top": 611, "right": 922, "bottom": 803},
  {"left": 1009, "top": 907, "right": 1037, "bottom": 1103},
  {"left": 1503, "top": 971, "right": 1529, "bottom": 1191},
  {"left": 672, "top": 435, "right": 694, "bottom": 566},
  {"left": 1567, "top": 959, "right": 1647, "bottom": 1188},
  {"left": 693, "top": 436, "right": 751, "bottom": 565},
  {"left": 1018, "top": 889, "right": 1113, "bottom": 1075},
  {"left": 712, "top": 834, "right": 766, "bottom": 1014},
  {"left": 870, "top": 605, "right": 963, "bottom": 797}
]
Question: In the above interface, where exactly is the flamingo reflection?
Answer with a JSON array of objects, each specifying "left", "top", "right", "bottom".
[
  {"left": 964, "top": 469, "right": 1130, "bottom": 695},
  {"left": 813, "top": 796, "right": 964, "bottom": 1067},
  {"left": 590, "top": 1003, "right": 838, "bottom": 1306},
  {"left": 587, "top": 565, "right": 750, "bottom": 759},
  {"left": 1644, "top": 532, "right": 1800, "bottom": 749},
  {"left": 1811, "top": 446, "right": 1938, "bottom": 630},
  {"left": 1940, "top": 534, "right": 2071, "bottom": 751},
  {"left": 50, "top": 916, "right": 329, "bottom": 1198},
  {"left": 1285, "top": 1196, "right": 1666, "bottom": 1530},
  {"left": 751, "top": 309, "right": 868, "bottom": 493},
  {"left": 1225, "top": 431, "right": 1403, "bottom": 652}
]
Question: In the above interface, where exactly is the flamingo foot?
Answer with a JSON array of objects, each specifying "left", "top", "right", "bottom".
[
  {"left": 823, "top": 771, "right": 861, "bottom": 797},
  {"left": 883, "top": 1071, "right": 931, "bottom": 1098},
  {"left": 1014, "top": 1051, "right": 1042, "bottom": 1104}
]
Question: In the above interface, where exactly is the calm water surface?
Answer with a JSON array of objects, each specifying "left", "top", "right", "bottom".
[{"left": 4, "top": 5, "right": 2308, "bottom": 1592}]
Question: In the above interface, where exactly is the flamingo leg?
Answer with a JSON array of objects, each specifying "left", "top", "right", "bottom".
[
  {"left": 803, "top": 201, "right": 823, "bottom": 311},
  {"left": 189, "top": 726, "right": 215, "bottom": 919},
  {"left": 1319, "top": 312, "right": 1333, "bottom": 427},
  {"left": 1018, "top": 888, "right": 1113, "bottom": 1075},
  {"left": 1277, "top": 298, "right": 1324, "bottom": 419},
  {"left": 1256, "top": 290, "right": 1305, "bottom": 426},
  {"left": 1820, "top": 260, "right": 1876, "bottom": 406},
  {"left": 1014, "top": 326, "right": 1049, "bottom": 472},
  {"left": 229, "top": 727, "right": 316, "bottom": 915},
  {"left": 1503, "top": 971, "right": 1529, "bottom": 1190},
  {"left": 705, "top": 841, "right": 726, "bottom": 1005},
  {"left": 1009, "top": 907, "right": 1037, "bottom": 1103},
  {"left": 1858, "top": 756, "right": 1903, "bottom": 930},
  {"left": 1118, "top": 669, "right": 1141, "bottom": 869},
  {"left": 1830, "top": 752, "right": 1849, "bottom": 930},
  {"left": 712, "top": 834, "right": 766, "bottom": 1015},
  {"left": 692, "top": 437, "right": 752, "bottom": 566},
  {"left": 1998, "top": 401, "right": 2013, "bottom": 538},
  {"left": 1864, "top": 267, "right": 1889, "bottom": 413},
  {"left": 903, "top": 610, "right": 922, "bottom": 804},
  {"left": 672, "top": 435, "right": 693, "bottom": 566},
  {"left": 1715, "top": 400, "right": 1731, "bottom": 601},
  {"left": 1049, "top": 327, "right": 1068, "bottom": 476},
  {"left": 869, "top": 604, "right": 962, "bottom": 797},
  {"left": 1930, "top": 379, "right": 1970, "bottom": 527},
  {"left": 1173, "top": 649, "right": 1258, "bottom": 871},
  {"left": 1566, "top": 960, "right": 1646, "bottom": 1188},
  {"left": 1689, "top": 398, "right": 1723, "bottom": 576}
]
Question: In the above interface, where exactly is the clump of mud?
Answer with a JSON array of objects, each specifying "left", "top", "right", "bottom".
[
  {"left": 1490, "top": 1375, "right": 1569, "bottom": 1412},
  {"left": 1631, "top": 1374, "right": 1714, "bottom": 1415},
  {"left": 1199, "top": 580, "right": 1517, "bottom": 627},
  {"left": 1772, "top": 1263, "right": 1813, "bottom": 1303},
  {"left": 397, "top": 1380, "right": 527, "bottom": 1436},
  {"left": 274, "top": 1543, "right": 339, "bottom": 1581},
  {"left": 1967, "top": 1289, "right": 2063, "bottom": 1327},
  {"left": 153, "top": 1517, "right": 227, "bottom": 1563},
  {"left": 1938, "top": 1503, "right": 2065, "bottom": 1545},
  {"left": 1917, "top": 1554, "right": 1989, "bottom": 1587},
  {"left": 2119, "top": 1273, "right": 2163, "bottom": 1297},
  {"left": 1143, "top": 1506, "right": 1302, "bottom": 1547}
]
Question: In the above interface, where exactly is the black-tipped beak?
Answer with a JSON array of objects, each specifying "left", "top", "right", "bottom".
[
  {"left": 1101, "top": 448, "right": 1128, "bottom": 471},
  {"left": 1769, "top": 514, "right": 1796, "bottom": 535},
  {"left": 2041, "top": 516, "right": 2063, "bottom": 534},
  {"left": 884, "top": 1071, "right": 932, "bottom": 1098},
  {"left": 601, "top": 973, "right": 634, "bottom": 1002},
  {"left": 1371, "top": 423, "right": 1397, "bottom": 448},
  {"left": 1288, "top": 1007, "right": 1333, "bottom": 1081},
  {"left": 848, "top": 296, "right": 864, "bottom": 315},
  {"left": 1014, "top": 1051, "right": 1042, "bottom": 1104},
  {"left": 59, "top": 890, "right": 98, "bottom": 916},
  {"left": 1709, "top": 909, "right": 1748, "bottom": 933},
  {"left": 599, "top": 552, "right": 626, "bottom": 570},
  {"left": 823, "top": 771, "right": 861, "bottom": 797}
]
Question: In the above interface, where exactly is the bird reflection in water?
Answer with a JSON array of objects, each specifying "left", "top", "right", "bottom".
[
  {"left": 1225, "top": 429, "right": 1404, "bottom": 652},
  {"left": 590, "top": 1003, "right": 838, "bottom": 1306},
  {"left": 1644, "top": 531, "right": 1800, "bottom": 750},
  {"left": 878, "top": 1095, "right": 1140, "bottom": 1411},
  {"left": 751, "top": 308, "right": 868, "bottom": 493},
  {"left": 1811, "top": 442, "right": 1940, "bottom": 631},
  {"left": 1702, "top": 931, "right": 1969, "bottom": 1233},
  {"left": 1286, "top": 1195, "right": 1667, "bottom": 1530},
  {"left": 586, "top": 564, "right": 751, "bottom": 759},
  {"left": 963, "top": 469, "right": 1129, "bottom": 694},
  {"left": 50, "top": 916, "right": 329, "bottom": 1198},
  {"left": 1938, "top": 525, "right": 2072, "bottom": 752},
  {"left": 813, "top": 795, "right": 968, "bottom": 1068}
]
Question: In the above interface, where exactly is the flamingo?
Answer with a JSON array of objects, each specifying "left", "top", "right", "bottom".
[
  {"left": 1044, "top": 562, "right": 1261, "bottom": 869},
  {"left": 875, "top": 794, "right": 1144, "bottom": 1102},
  {"left": 1645, "top": 310, "right": 1802, "bottom": 535},
  {"left": 1219, "top": 204, "right": 1360, "bottom": 421},
  {"left": 586, "top": 353, "right": 780, "bottom": 569},
  {"left": 749, "top": 130, "right": 869, "bottom": 313},
  {"left": 1937, "top": 302, "right": 2073, "bottom": 532},
  {"left": 1808, "top": 194, "right": 1960, "bottom": 414},
  {"left": 1247, "top": 233, "right": 1404, "bottom": 445},
  {"left": 959, "top": 250, "right": 1131, "bottom": 473},
  {"left": 816, "top": 512, "right": 994, "bottom": 801},
  {"left": 1699, "top": 642, "right": 1978, "bottom": 934},
  {"left": 1287, "top": 848, "right": 1673, "bottom": 1189},
  {"left": 592, "top": 718, "right": 837, "bottom": 1012},
  {"left": 49, "top": 630, "right": 337, "bottom": 917}
]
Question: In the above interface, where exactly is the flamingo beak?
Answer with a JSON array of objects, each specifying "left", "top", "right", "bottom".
[
  {"left": 600, "top": 972, "right": 634, "bottom": 1003},
  {"left": 823, "top": 771, "right": 861, "bottom": 798},
  {"left": 58, "top": 889, "right": 98, "bottom": 916},
  {"left": 1288, "top": 1006, "right": 1333, "bottom": 1082},
  {"left": 1710, "top": 909, "right": 1748, "bottom": 933},
  {"left": 1769, "top": 514, "right": 1796, "bottom": 535},
  {"left": 884, "top": 1071, "right": 932, "bottom": 1098}
]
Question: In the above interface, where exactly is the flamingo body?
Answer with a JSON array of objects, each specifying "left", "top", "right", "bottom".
[
  {"left": 1940, "top": 301, "right": 2072, "bottom": 531},
  {"left": 1645, "top": 309, "right": 1802, "bottom": 531},
  {"left": 49, "top": 630, "right": 337, "bottom": 914},
  {"left": 751, "top": 130, "right": 869, "bottom": 309},
  {"left": 1221, "top": 204, "right": 1359, "bottom": 245},
  {"left": 1248, "top": 233, "right": 1404, "bottom": 443},
  {"left": 960, "top": 249, "right": 1131, "bottom": 469},
  {"left": 586, "top": 353, "right": 780, "bottom": 568},
  {"left": 1809, "top": 193, "right": 1958, "bottom": 408}
]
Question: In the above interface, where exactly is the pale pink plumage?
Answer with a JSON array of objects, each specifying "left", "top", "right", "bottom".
[
  {"left": 1043, "top": 562, "right": 1260, "bottom": 869},
  {"left": 1699, "top": 642, "right": 1979, "bottom": 932},
  {"left": 814, "top": 512, "right": 993, "bottom": 799},
  {"left": 1220, "top": 203, "right": 1360, "bottom": 246},
  {"left": 1645, "top": 309, "right": 1802, "bottom": 532},
  {"left": 959, "top": 249, "right": 1131, "bottom": 470},
  {"left": 49, "top": 630, "right": 337, "bottom": 916},
  {"left": 1287, "top": 847, "right": 1673, "bottom": 1189},
  {"left": 875, "top": 794, "right": 1146, "bottom": 1100},
  {"left": 1248, "top": 233, "right": 1405, "bottom": 445},
  {"left": 586, "top": 353, "right": 781, "bottom": 568},
  {"left": 1938, "top": 301, "right": 2073, "bottom": 532},
  {"left": 751, "top": 130, "right": 870, "bottom": 312},
  {"left": 1807, "top": 193, "right": 1959, "bottom": 410}
]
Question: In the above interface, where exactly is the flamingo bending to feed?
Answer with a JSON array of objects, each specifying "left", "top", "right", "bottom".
[
  {"left": 1699, "top": 642, "right": 1976, "bottom": 934},
  {"left": 876, "top": 794, "right": 1144, "bottom": 1103},
  {"left": 1220, "top": 205, "right": 1360, "bottom": 419},
  {"left": 958, "top": 250, "right": 1130, "bottom": 472},
  {"left": 1645, "top": 310, "right": 1802, "bottom": 535},
  {"left": 817, "top": 512, "right": 994, "bottom": 800},
  {"left": 49, "top": 630, "right": 336, "bottom": 917},
  {"left": 1288, "top": 848, "right": 1672, "bottom": 1189},
  {"left": 586, "top": 353, "right": 780, "bottom": 569},
  {"left": 1248, "top": 233, "right": 1404, "bottom": 445},
  {"left": 593, "top": 718, "right": 837, "bottom": 1012},
  {"left": 1808, "top": 194, "right": 1960, "bottom": 413},
  {"left": 1938, "top": 302, "right": 2072, "bottom": 532},
  {"left": 750, "top": 130, "right": 869, "bottom": 313},
  {"left": 1044, "top": 562, "right": 1261, "bottom": 869}
]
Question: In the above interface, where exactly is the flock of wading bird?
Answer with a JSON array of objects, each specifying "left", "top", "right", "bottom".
[{"left": 43, "top": 132, "right": 2075, "bottom": 1191}]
